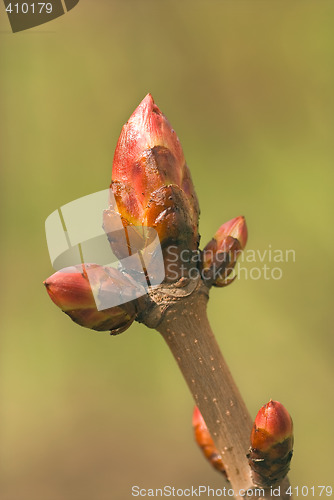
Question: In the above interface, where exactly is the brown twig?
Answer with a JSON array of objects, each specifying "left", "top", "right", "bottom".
[{"left": 140, "top": 276, "right": 292, "bottom": 500}]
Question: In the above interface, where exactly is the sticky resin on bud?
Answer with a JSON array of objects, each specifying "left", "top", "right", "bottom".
[{"left": 106, "top": 94, "right": 200, "bottom": 269}]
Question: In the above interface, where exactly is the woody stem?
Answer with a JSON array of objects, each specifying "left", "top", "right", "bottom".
[{"left": 142, "top": 278, "right": 291, "bottom": 500}]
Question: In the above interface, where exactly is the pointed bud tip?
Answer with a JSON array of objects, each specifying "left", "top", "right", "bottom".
[
  {"left": 192, "top": 405, "right": 203, "bottom": 427},
  {"left": 44, "top": 266, "right": 93, "bottom": 311},
  {"left": 138, "top": 93, "right": 160, "bottom": 115},
  {"left": 216, "top": 216, "right": 248, "bottom": 250}
]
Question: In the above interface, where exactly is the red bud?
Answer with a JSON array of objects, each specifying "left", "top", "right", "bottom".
[
  {"left": 248, "top": 400, "right": 294, "bottom": 486},
  {"left": 109, "top": 94, "right": 200, "bottom": 252},
  {"left": 44, "top": 264, "right": 138, "bottom": 334},
  {"left": 112, "top": 94, "right": 186, "bottom": 201},
  {"left": 215, "top": 216, "right": 248, "bottom": 250},
  {"left": 202, "top": 216, "right": 247, "bottom": 287}
]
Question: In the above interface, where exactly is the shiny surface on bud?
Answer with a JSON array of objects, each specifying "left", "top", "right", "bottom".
[
  {"left": 215, "top": 215, "right": 248, "bottom": 250},
  {"left": 251, "top": 399, "right": 293, "bottom": 452},
  {"left": 44, "top": 264, "right": 137, "bottom": 334},
  {"left": 110, "top": 94, "right": 200, "bottom": 252},
  {"left": 193, "top": 406, "right": 227, "bottom": 477},
  {"left": 202, "top": 216, "right": 247, "bottom": 287},
  {"left": 248, "top": 400, "right": 293, "bottom": 486}
]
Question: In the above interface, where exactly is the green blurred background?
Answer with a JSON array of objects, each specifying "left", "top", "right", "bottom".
[{"left": 1, "top": 2, "right": 333, "bottom": 499}]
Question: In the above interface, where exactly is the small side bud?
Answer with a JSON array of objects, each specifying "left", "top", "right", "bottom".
[
  {"left": 248, "top": 400, "right": 294, "bottom": 487},
  {"left": 44, "top": 264, "right": 138, "bottom": 334},
  {"left": 193, "top": 406, "right": 227, "bottom": 477},
  {"left": 202, "top": 216, "right": 247, "bottom": 287}
]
